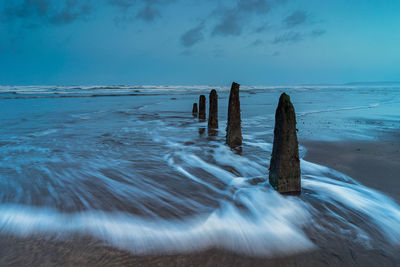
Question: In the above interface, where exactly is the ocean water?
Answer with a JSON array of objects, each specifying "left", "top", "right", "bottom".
[{"left": 0, "top": 85, "right": 399, "bottom": 256}]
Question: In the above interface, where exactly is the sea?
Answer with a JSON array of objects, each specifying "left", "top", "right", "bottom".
[{"left": 0, "top": 84, "right": 399, "bottom": 257}]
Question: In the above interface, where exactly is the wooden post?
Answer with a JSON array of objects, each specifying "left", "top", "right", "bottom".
[
  {"left": 226, "top": 82, "right": 242, "bottom": 148},
  {"left": 199, "top": 95, "right": 206, "bottom": 121},
  {"left": 269, "top": 93, "right": 301, "bottom": 194},
  {"left": 192, "top": 103, "right": 198, "bottom": 117},
  {"left": 208, "top": 89, "right": 218, "bottom": 136}
]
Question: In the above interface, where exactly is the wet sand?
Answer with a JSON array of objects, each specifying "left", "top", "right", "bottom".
[
  {"left": 302, "top": 138, "right": 400, "bottom": 202},
  {"left": 0, "top": 231, "right": 398, "bottom": 266},
  {"left": 0, "top": 139, "right": 399, "bottom": 266}
]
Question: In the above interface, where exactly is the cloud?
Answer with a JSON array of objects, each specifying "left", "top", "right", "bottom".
[
  {"left": 311, "top": 29, "right": 326, "bottom": 37},
  {"left": 3, "top": 0, "right": 50, "bottom": 19},
  {"left": 50, "top": 0, "right": 93, "bottom": 25},
  {"left": 283, "top": 10, "right": 308, "bottom": 28},
  {"left": 250, "top": 39, "right": 263, "bottom": 47},
  {"left": 2, "top": 0, "right": 176, "bottom": 27},
  {"left": 181, "top": 22, "right": 205, "bottom": 47},
  {"left": 254, "top": 23, "right": 269, "bottom": 33},
  {"left": 178, "top": 1, "right": 324, "bottom": 52},
  {"left": 136, "top": 4, "right": 160, "bottom": 21},
  {"left": 211, "top": 0, "right": 275, "bottom": 37},
  {"left": 236, "top": 0, "right": 271, "bottom": 14},
  {"left": 272, "top": 28, "right": 326, "bottom": 45},
  {"left": 106, "top": 0, "right": 133, "bottom": 9},
  {"left": 2, "top": 0, "right": 93, "bottom": 26},
  {"left": 273, "top": 31, "right": 303, "bottom": 44},
  {"left": 212, "top": 11, "right": 242, "bottom": 37},
  {"left": 108, "top": 0, "right": 175, "bottom": 22}
]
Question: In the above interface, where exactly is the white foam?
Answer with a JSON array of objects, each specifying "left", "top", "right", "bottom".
[
  {"left": 1, "top": 143, "right": 399, "bottom": 257},
  {"left": 302, "top": 161, "right": 400, "bottom": 245},
  {"left": 0, "top": 187, "right": 315, "bottom": 256}
]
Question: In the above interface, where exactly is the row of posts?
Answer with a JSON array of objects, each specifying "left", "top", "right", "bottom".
[{"left": 192, "top": 82, "right": 301, "bottom": 195}]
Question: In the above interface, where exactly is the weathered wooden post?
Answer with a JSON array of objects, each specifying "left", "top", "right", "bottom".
[
  {"left": 199, "top": 95, "right": 206, "bottom": 121},
  {"left": 269, "top": 93, "right": 301, "bottom": 194},
  {"left": 208, "top": 89, "right": 218, "bottom": 136},
  {"left": 192, "top": 103, "right": 198, "bottom": 117},
  {"left": 226, "top": 82, "right": 242, "bottom": 148}
]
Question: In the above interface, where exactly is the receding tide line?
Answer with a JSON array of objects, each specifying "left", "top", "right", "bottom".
[
  {"left": 297, "top": 103, "right": 380, "bottom": 117},
  {"left": 0, "top": 198, "right": 315, "bottom": 257}
]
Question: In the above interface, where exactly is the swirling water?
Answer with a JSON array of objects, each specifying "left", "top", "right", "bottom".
[{"left": 0, "top": 85, "right": 399, "bottom": 257}]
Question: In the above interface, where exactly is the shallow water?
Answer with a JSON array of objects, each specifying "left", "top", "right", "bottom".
[{"left": 0, "top": 85, "right": 399, "bottom": 257}]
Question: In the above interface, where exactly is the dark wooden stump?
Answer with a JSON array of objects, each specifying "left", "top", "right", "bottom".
[
  {"left": 208, "top": 89, "right": 218, "bottom": 136},
  {"left": 226, "top": 82, "right": 242, "bottom": 148},
  {"left": 192, "top": 103, "right": 198, "bottom": 117},
  {"left": 269, "top": 93, "right": 301, "bottom": 194},
  {"left": 199, "top": 95, "right": 206, "bottom": 121}
]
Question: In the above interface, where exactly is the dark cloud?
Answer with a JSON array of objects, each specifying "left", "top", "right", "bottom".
[
  {"left": 50, "top": 0, "right": 93, "bottom": 25},
  {"left": 181, "top": 23, "right": 205, "bottom": 47},
  {"left": 3, "top": 0, "right": 50, "bottom": 19},
  {"left": 108, "top": 0, "right": 175, "bottom": 22},
  {"left": 250, "top": 39, "right": 263, "bottom": 47},
  {"left": 212, "top": 11, "right": 242, "bottom": 37},
  {"left": 283, "top": 10, "right": 308, "bottom": 28},
  {"left": 2, "top": 0, "right": 174, "bottom": 26},
  {"left": 107, "top": 0, "right": 175, "bottom": 9},
  {"left": 272, "top": 28, "right": 326, "bottom": 45},
  {"left": 106, "top": 0, "right": 134, "bottom": 9},
  {"left": 211, "top": 0, "right": 277, "bottom": 37},
  {"left": 273, "top": 31, "right": 303, "bottom": 44},
  {"left": 2, "top": 0, "right": 93, "bottom": 26},
  {"left": 254, "top": 23, "right": 269, "bottom": 33},
  {"left": 236, "top": 0, "right": 271, "bottom": 15},
  {"left": 136, "top": 4, "right": 160, "bottom": 21},
  {"left": 178, "top": 0, "right": 324, "bottom": 52},
  {"left": 311, "top": 29, "right": 326, "bottom": 37}
]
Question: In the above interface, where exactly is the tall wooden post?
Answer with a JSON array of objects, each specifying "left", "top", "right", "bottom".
[
  {"left": 226, "top": 82, "right": 242, "bottom": 148},
  {"left": 269, "top": 93, "right": 301, "bottom": 194},
  {"left": 208, "top": 89, "right": 218, "bottom": 136},
  {"left": 199, "top": 95, "right": 206, "bottom": 121}
]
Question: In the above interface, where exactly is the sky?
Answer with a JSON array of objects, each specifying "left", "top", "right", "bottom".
[{"left": 0, "top": 0, "right": 400, "bottom": 86}]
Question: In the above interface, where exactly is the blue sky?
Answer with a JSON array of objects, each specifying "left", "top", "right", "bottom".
[{"left": 1, "top": 0, "right": 400, "bottom": 85}]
